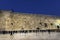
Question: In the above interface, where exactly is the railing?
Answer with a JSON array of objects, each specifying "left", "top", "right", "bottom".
[{"left": 0, "top": 29, "right": 60, "bottom": 35}]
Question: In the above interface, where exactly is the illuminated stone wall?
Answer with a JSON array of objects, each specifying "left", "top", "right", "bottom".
[{"left": 0, "top": 10, "right": 60, "bottom": 31}]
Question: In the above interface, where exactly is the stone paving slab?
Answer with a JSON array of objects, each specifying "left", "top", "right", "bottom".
[{"left": 0, "top": 32, "right": 60, "bottom": 40}]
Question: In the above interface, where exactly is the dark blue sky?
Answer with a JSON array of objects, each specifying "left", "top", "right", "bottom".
[{"left": 0, "top": 0, "right": 59, "bottom": 16}]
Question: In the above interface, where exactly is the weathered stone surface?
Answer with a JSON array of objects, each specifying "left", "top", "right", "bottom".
[{"left": 0, "top": 10, "right": 59, "bottom": 31}]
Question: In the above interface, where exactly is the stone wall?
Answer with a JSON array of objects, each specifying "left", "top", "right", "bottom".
[{"left": 0, "top": 10, "right": 59, "bottom": 31}]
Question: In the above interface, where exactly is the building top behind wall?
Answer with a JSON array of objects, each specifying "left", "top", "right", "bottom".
[{"left": 1, "top": 10, "right": 12, "bottom": 12}]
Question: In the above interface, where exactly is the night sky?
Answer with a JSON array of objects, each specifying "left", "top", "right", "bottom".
[{"left": 0, "top": 0, "right": 59, "bottom": 16}]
